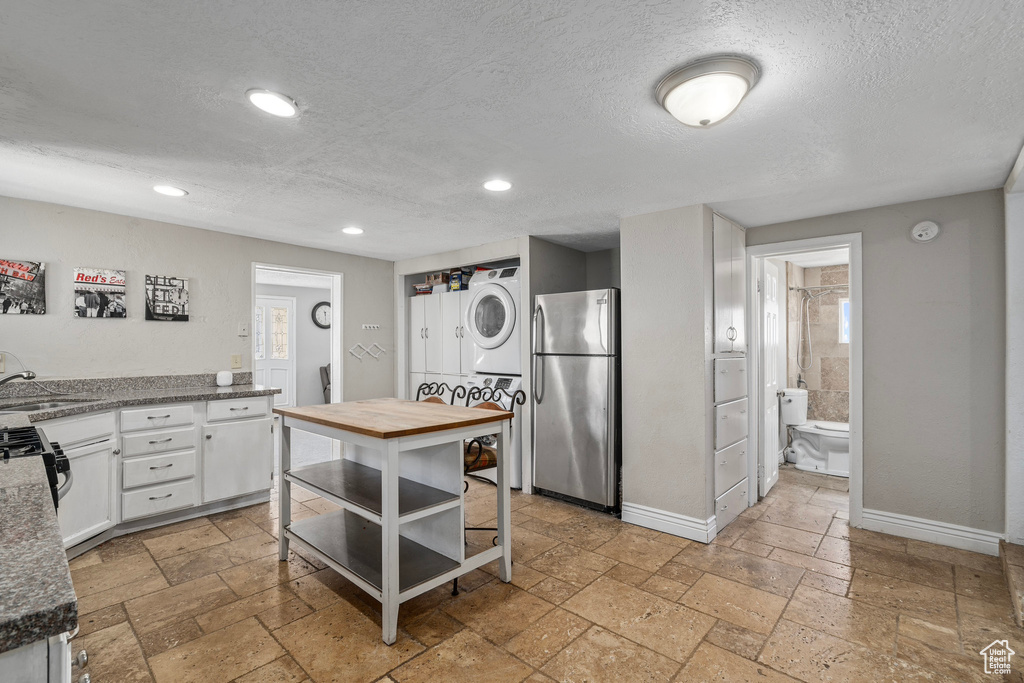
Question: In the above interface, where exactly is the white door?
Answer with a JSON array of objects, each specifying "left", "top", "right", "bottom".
[
  {"left": 409, "top": 297, "right": 426, "bottom": 373},
  {"left": 441, "top": 291, "right": 462, "bottom": 374},
  {"left": 423, "top": 294, "right": 443, "bottom": 372},
  {"left": 459, "top": 291, "right": 473, "bottom": 371},
  {"left": 730, "top": 221, "right": 747, "bottom": 353},
  {"left": 57, "top": 440, "right": 115, "bottom": 547},
  {"left": 713, "top": 215, "right": 734, "bottom": 353},
  {"left": 202, "top": 418, "right": 274, "bottom": 503},
  {"left": 255, "top": 296, "right": 296, "bottom": 407},
  {"left": 760, "top": 260, "right": 781, "bottom": 496}
]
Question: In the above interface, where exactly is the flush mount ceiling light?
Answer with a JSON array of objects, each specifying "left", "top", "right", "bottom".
[
  {"left": 245, "top": 89, "right": 299, "bottom": 118},
  {"left": 656, "top": 55, "right": 760, "bottom": 128},
  {"left": 483, "top": 179, "right": 512, "bottom": 192},
  {"left": 153, "top": 185, "right": 188, "bottom": 197},
  {"left": 342, "top": 226, "right": 364, "bottom": 235}
]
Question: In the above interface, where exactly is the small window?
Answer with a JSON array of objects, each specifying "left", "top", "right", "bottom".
[
  {"left": 839, "top": 298, "right": 851, "bottom": 344},
  {"left": 254, "top": 306, "right": 266, "bottom": 360}
]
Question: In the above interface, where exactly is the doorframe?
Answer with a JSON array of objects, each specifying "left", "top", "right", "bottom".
[
  {"left": 251, "top": 263, "right": 344, "bottom": 405},
  {"left": 745, "top": 233, "right": 863, "bottom": 527},
  {"left": 254, "top": 294, "right": 298, "bottom": 406}
]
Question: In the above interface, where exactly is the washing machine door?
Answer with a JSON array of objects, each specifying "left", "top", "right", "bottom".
[{"left": 466, "top": 283, "right": 516, "bottom": 350}]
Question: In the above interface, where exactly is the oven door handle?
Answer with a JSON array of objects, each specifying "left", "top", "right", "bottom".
[{"left": 57, "top": 469, "right": 74, "bottom": 500}]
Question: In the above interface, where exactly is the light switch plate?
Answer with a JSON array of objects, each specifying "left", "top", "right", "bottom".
[
  {"left": 238, "top": 322, "right": 250, "bottom": 337},
  {"left": 230, "top": 354, "right": 242, "bottom": 369}
]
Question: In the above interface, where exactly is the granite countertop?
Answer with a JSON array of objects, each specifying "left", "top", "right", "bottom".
[{"left": 0, "top": 377, "right": 281, "bottom": 653}]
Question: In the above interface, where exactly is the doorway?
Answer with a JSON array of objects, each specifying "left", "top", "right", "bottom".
[{"left": 746, "top": 234, "right": 863, "bottom": 526}]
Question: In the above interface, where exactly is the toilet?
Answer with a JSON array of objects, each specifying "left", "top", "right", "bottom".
[{"left": 780, "top": 388, "right": 850, "bottom": 478}]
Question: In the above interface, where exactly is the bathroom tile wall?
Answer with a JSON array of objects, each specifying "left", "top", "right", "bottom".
[{"left": 786, "top": 264, "right": 850, "bottom": 422}]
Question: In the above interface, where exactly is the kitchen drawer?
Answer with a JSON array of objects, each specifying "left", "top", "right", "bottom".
[
  {"left": 121, "top": 404, "right": 194, "bottom": 433},
  {"left": 207, "top": 397, "right": 268, "bottom": 422},
  {"left": 121, "top": 479, "right": 195, "bottom": 521},
  {"left": 714, "top": 439, "right": 748, "bottom": 498},
  {"left": 714, "top": 358, "right": 747, "bottom": 403},
  {"left": 715, "top": 477, "right": 749, "bottom": 532},
  {"left": 122, "top": 426, "right": 196, "bottom": 457},
  {"left": 39, "top": 411, "right": 115, "bottom": 449},
  {"left": 122, "top": 449, "right": 196, "bottom": 489},
  {"left": 714, "top": 397, "right": 748, "bottom": 450}
]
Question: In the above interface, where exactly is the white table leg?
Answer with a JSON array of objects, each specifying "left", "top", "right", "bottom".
[
  {"left": 278, "top": 422, "right": 291, "bottom": 561},
  {"left": 496, "top": 419, "right": 512, "bottom": 582},
  {"left": 380, "top": 439, "right": 400, "bottom": 645}
]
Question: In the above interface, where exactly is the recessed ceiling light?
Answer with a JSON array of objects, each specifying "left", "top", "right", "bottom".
[
  {"left": 656, "top": 56, "right": 760, "bottom": 128},
  {"left": 153, "top": 185, "right": 188, "bottom": 197},
  {"left": 483, "top": 179, "right": 512, "bottom": 192},
  {"left": 342, "top": 226, "right": 364, "bottom": 235},
  {"left": 246, "top": 89, "right": 299, "bottom": 118}
]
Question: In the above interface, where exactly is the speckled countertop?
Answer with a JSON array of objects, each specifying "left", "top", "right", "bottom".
[{"left": 0, "top": 377, "right": 281, "bottom": 653}]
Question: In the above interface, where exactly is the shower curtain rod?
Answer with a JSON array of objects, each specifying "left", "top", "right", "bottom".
[{"left": 788, "top": 284, "right": 849, "bottom": 291}]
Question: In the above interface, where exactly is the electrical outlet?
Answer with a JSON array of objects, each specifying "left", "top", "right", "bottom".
[
  {"left": 238, "top": 322, "right": 249, "bottom": 337},
  {"left": 361, "top": 324, "right": 381, "bottom": 330},
  {"left": 230, "top": 354, "right": 242, "bottom": 369}
]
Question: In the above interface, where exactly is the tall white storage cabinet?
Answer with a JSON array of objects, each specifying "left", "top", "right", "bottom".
[
  {"left": 410, "top": 292, "right": 473, "bottom": 396},
  {"left": 408, "top": 295, "right": 443, "bottom": 374},
  {"left": 711, "top": 213, "right": 749, "bottom": 533}
]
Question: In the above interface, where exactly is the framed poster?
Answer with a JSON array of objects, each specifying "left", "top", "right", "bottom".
[
  {"left": 145, "top": 275, "right": 189, "bottom": 321},
  {"left": 0, "top": 259, "right": 45, "bottom": 314},
  {"left": 74, "top": 268, "right": 126, "bottom": 318}
]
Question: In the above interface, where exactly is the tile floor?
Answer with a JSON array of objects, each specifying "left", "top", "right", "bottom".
[{"left": 69, "top": 465, "right": 1023, "bottom": 682}]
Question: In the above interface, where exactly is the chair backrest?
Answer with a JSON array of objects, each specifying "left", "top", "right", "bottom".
[
  {"left": 422, "top": 396, "right": 446, "bottom": 405},
  {"left": 472, "top": 401, "right": 504, "bottom": 412},
  {"left": 465, "top": 387, "right": 527, "bottom": 414},
  {"left": 416, "top": 382, "right": 468, "bottom": 405}
]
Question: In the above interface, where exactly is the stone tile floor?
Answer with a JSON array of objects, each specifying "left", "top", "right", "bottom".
[{"left": 69, "top": 465, "right": 1023, "bottom": 682}]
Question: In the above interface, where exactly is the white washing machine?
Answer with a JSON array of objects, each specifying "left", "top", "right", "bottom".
[
  {"left": 465, "top": 267, "right": 521, "bottom": 375},
  {"left": 465, "top": 374, "right": 523, "bottom": 489}
]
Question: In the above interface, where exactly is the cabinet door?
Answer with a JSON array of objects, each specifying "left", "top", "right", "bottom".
[
  {"left": 57, "top": 440, "right": 115, "bottom": 548},
  {"left": 409, "top": 372, "right": 426, "bottom": 399},
  {"left": 202, "top": 418, "right": 274, "bottom": 503},
  {"left": 423, "top": 294, "right": 443, "bottom": 372},
  {"left": 713, "top": 214, "right": 734, "bottom": 353},
  {"left": 441, "top": 291, "right": 462, "bottom": 374},
  {"left": 459, "top": 291, "right": 473, "bottom": 372},
  {"left": 730, "top": 220, "right": 747, "bottom": 353},
  {"left": 408, "top": 297, "right": 426, "bottom": 373}
]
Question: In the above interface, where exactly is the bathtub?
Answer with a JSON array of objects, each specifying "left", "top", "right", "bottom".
[{"left": 785, "top": 420, "right": 850, "bottom": 478}]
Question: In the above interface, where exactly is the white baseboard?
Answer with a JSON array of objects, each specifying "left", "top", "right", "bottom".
[
  {"left": 621, "top": 502, "right": 716, "bottom": 544},
  {"left": 861, "top": 508, "right": 1004, "bottom": 556}
]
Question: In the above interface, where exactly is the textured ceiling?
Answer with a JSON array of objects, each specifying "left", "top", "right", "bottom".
[{"left": 0, "top": 1, "right": 1022, "bottom": 260}]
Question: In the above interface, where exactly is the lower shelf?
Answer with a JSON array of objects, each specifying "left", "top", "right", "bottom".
[{"left": 287, "top": 509, "right": 460, "bottom": 593}]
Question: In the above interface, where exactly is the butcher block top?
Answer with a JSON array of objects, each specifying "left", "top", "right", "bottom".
[{"left": 274, "top": 398, "right": 513, "bottom": 440}]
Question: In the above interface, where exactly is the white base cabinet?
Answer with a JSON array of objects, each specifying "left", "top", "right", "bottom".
[
  {"left": 202, "top": 417, "right": 274, "bottom": 503},
  {"left": 57, "top": 440, "right": 115, "bottom": 548}
]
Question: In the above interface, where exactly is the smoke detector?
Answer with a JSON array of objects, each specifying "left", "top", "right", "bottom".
[{"left": 910, "top": 221, "right": 940, "bottom": 243}]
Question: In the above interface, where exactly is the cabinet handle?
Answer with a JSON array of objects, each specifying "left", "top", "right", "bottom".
[
  {"left": 149, "top": 493, "right": 173, "bottom": 500},
  {"left": 148, "top": 438, "right": 173, "bottom": 444},
  {"left": 206, "top": 434, "right": 213, "bottom": 440},
  {"left": 229, "top": 406, "right": 249, "bottom": 411},
  {"left": 726, "top": 326, "right": 737, "bottom": 341},
  {"left": 721, "top": 505, "right": 728, "bottom": 510},
  {"left": 147, "top": 415, "right": 172, "bottom": 420},
  {"left": 113, "top": 448, "right": 121, "bottom": 455},
  {"left": 149, "top": 464, "right": 174, "bottom": 470},
  {"left": 425, "top": 327, "right": 429, "bottom": 339},
  {"left": 420, "top": 327, "right": 424, "bottom": 338},
  {"left": 738, "top": 367, "right": 745, "bottom": 372},
  {"left": 455, "top": 326, "right": 459, "bottom": 338},
  {"left": 459, "top": 326, "right": 465, "bottom": 338}
]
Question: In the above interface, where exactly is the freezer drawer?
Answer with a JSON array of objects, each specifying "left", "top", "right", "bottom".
[
  {"left": 533, "top": 354, "right": 617, "bottom": 508},
  {"left": 715, "top": 477, "right": 749, "bottom": 532},
  {"left": 714, "top": 358, "right": 747, "bottom": 404},
  {"left": 714, "top": 439, "right": 747, "bottom": 498},
  {"left": 714, "top": 398, "right": 748, "bottom": 450}
]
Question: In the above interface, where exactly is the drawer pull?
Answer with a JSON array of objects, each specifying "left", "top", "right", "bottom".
[
  {"left": 149, "top": 493, "right": 173, "bottom": 501},
  {"left": 149, "top": 464, "right": 174, "bottom": 470},
  {"left": 721, "top": 504, "right": 728, "bottom": 510},
  {"left": 147, "top": 415, "right": 172, "bottom": 420},
  {"left": 148, "top": 438, "right": 174, "bottom": 444},
  {"left": 229, "top": 407, "right": 250, "bottom": 411}
]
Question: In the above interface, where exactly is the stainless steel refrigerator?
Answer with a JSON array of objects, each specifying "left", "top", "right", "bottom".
[{"left": 532, "top": 288, "right": 620, "bottom": 510}]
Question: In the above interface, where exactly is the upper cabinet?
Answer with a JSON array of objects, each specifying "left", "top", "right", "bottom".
[{"left": 713, "top": 214, "right": 747, "bottom": 354}]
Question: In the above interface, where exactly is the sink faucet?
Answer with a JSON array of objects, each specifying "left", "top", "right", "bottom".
[{"left": 0, "top": 371, "right": 36, "bottom": 386}]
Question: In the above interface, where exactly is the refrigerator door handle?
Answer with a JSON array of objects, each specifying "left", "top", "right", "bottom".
[
  {"left": 533, "top": 355, "right": 544, "bottom": 404},
  {"left": 533, "top": 305, "right": 544, "bottom": 354}
]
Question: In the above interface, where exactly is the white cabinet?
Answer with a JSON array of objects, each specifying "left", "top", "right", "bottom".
[
  {"left": 713, "top": 214, "right": 747, "bottom": 353},
  {"left": 202, "top": 417, "right": 274, "bottom": 503},
  {"left": 57, "top": 439, "right": 116, "bottom": 548},
  {"left": 408, "top": 295, "right": 443, "bottom": 373},
  {"left": 441, "top": 291, "right": 474, "bottom": 375}
]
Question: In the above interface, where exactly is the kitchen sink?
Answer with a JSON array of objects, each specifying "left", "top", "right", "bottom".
[{"left": 0, "top": 400, "right": 94, "bottom": 413}]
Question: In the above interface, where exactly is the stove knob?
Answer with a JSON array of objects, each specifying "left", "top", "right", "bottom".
[
  {"left": 73, "top": 650, "right": 87, "bottom": 668},
  {"left": 78, "top": 675, "right": 91, "bottom": 683}
]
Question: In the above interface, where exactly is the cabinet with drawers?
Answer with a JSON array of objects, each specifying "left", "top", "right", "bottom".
[{"left": 119, "top": 405, "right": 198, "bottom": 521}]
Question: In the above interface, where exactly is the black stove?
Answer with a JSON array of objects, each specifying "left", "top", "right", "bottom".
[{"left": 1, "top": 426, "right": 71, "bottom": 510}]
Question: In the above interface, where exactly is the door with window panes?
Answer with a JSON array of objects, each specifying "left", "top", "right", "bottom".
[{"left": 255, "top": 296, "right": 296, "bottom": 407}]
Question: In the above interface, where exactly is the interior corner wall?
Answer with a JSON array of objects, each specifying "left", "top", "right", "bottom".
[
  {"left": 620, "top": 205, "right": 710, "bottom": 520},
  {"left": 527, "top": 237, "right": 588, "bottom": 298},
  {"left": 747, "top": 190, "right": 1005, "bottom": 533},
  {"left": 0, "top": 195, "right": 395, "bottom": 401},
  {"left": 255, "top": 284, "right": 332, "bottom": 407},
  {"left": 585, "top": 248, "right": 621, "bottom": 290},
  {"left": 1006, "top": 190, "right": 1024, "bottom": 544}
]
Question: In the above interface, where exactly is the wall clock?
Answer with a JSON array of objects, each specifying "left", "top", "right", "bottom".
[{"left": 311, "top": 301, "right": 331, "bottom": 329}]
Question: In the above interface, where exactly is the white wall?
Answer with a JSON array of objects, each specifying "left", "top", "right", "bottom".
[
  {"left": 0, "top": 196, "right": 395, "bottom": 401},
  {"left": 585, "top": 248, "right": 621, "bottom": 290},
  {"left": 620, "top": 205, "right": 713, "bottom": 520},
  {"left": 255, "top": 283, "right": 332, "bottom": 407},
  {"left": 748, "top": 190, "right": 1005, "bottom": 532},
  {"left": 1006, "top": 191, "right": 1024, "bottom": 544}
]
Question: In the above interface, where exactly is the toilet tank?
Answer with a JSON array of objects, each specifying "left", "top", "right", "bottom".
[{"left": 780, "top": 388, "right": 808, "bottom": 425}]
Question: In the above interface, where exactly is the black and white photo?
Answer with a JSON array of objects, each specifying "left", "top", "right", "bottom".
[
  {"left": 145, "top": 274, "right": 189, "bottom": 321},
  {"left": 0, "top": 259, "right": 46, "bottom": 314},
  {"left": 74, "top": 267, "right": 126, "bottom": 318}
]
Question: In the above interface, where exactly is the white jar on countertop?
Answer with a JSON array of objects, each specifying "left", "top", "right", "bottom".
[{"left": 216, "top": 371, "right": 233, "bottom": 387}]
